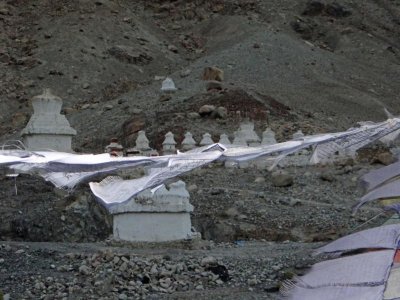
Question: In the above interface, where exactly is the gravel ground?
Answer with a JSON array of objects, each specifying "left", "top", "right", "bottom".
[
  {"left": 0, "top": 240, "right": 320, "bottom": 300},
  {"left": 184, "top": 161, "right": 387, "bottom": 242}
]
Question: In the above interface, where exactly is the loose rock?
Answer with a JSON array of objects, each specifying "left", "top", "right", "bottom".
[
  {"left": 199, "top": 105, "right": 216, "bottom": 116},
  {"left": 206, "top": 80, "right": 223, "bottom": 91},
  {"left": 180, "top": 69, "right": 191, "bottom": 77},
  {"left": 168, "top": 44, "right": 179, "bottom": 53},
  {"left": 374, "top": 152, "right": 395, "bottom": 166},
  {"left": 271, "top": 171, "right": 293, "bottom": 187},
  {"left": 79, "top": 265, "right": 90, "bottom": 275}
]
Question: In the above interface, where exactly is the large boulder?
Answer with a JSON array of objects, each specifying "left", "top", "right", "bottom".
[{"left": 202, "top": 67, "right": 224, "bottom": 82}]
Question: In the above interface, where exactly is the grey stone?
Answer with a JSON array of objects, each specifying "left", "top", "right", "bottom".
[
  {"left": 199, "top": 105, "right": 215, "bottom": 116},
  {"left": 188, "top": 112, "right": 201, "bottom": 119},
  {"left": 272, "top": 264, "right": 282, "bottom": 271},
  {"left": 187, "top": 184, "right": 198, "bottom": 192},
  {"left": 200, "top": 256, "right": 217, "bottom": 266},
  {"left": 206, "top": 80, "right": 223, "bottom": 91},
  {"left": 247, "top": 278, "right": 258, "bottom": 286},
  {"left": 168, "top": 44, "right": 179, "bottom": 53},
  {"left": 119, "top": 262, "right": 128, "bottom": 272},
  {"left": 108, "top": 45, "right": 152, "bottom": 65},
  {"left": 224, "top": 207, "right": 239, "bottom": 218},
  {"left": 212, "top": 106, "right": 228, "bottom": 119},
  {"left": 254, "top": 177, "right": 265, "bottom": 183},
  {"left": 79, "top": 265, "right": 90, "bottom": 275},
  {"left": 319, "top": 171, "right": 335, "bottom": 182},
  {"left": 159, "top": 94, "right": 172, "bottom": 102},
  {"left": 131, "top": 108, "right": 143, "bottom": 114},
  {"left": 289, "top": 198, "right": 302, "bottom": 207},
  {"left": 180, "top": 69, "right": 191, "bottom": 77},
  {"left": 374, "top": 152, "right": 395, "bottom": 166},
  {"left": 118, "top": 293, "right": 128, "bottom": 300},
  {"left": 113, "top": 256, "right": 120, "bottom": 265},
  {"left": 203, "top": 222, "right": 236, "bottom": 242},
  {"left": 159, "top": 278, "right": 172, "bottom": 288},
  {"left": 195, "top": 284, "right": 204, "bottom": 290},
  {"left": 271, "top": 172, "right": 293, "bottom": 187}
]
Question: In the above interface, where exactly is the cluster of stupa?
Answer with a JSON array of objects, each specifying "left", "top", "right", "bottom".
[
  {"left": 104, "top": 122, "right": 282, "bottom": 157},
  {"left": 17, "top": 89, "right": 354, "bottom": 243},
  {"left": 102, "top": 123, "right": 320, "bottom": 169},
  {"left": 17, "top": 89, "right": 311, "bottom": 169}
]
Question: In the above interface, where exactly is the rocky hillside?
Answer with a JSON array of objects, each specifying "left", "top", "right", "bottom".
[{"left": 0, "top": 0, "right": 399, "bottom": 152}]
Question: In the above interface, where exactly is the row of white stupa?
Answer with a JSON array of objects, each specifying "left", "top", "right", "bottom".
[
  {"left": 17, "top": 87, "right": 303, "bottom": 157},
  {"left": 105, "top": 122, "right": 306, "bottom": 156}
]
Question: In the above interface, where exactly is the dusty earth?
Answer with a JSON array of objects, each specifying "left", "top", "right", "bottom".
[{"left": 1, "top": 0, "right": 400, "bottom": 299}]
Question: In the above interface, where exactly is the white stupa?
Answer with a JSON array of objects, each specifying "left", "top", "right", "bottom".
[
  {"left": 162, "top": 131, "right": 177, "bottom": 154},
  {"left": 181, "top": 132, "right": 197, "bottom": 151},
  {"left": 237, "top": 122, "right": 260, "bottom": 146},
  {"left": 21, "top": 89, "right": 76, "bottom": 152},
  {"left": 233, "top": 131, "right": 248, "bottom": 146},
  {"left": 292, "top": 130, "right": 305, "bottom": 140},
  {"left": 219, "top": 133, "right": 231, "bottom": 145},
  {"left": 261, "top": 128, "right": 277, "bottom": 145},
  {"left": 135, "top": 131, "right": 151, "bottom": 151},
  {"left": 161, "top": 77, "right": 177, "bottom": 93},
  {"left": 199, "top": 133, "right": 214, "bottom": 146}
]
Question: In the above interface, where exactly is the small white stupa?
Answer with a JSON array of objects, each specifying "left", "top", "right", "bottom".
[
  {"left": 237, "top": 122, "right": 260, "bottom": 146},
  {"left": 162, "top": 132, "right": 177, "bottom": 154},
  {"left": 261, "top": 128, "right": 277, "bottom": 145},
  {"left": 21, "top": 89, "right": 76, "bottom": 152},
  {"left": 199, "top": 133, "right": 214, "bottom": 146},
  {"left": 233, "top": 131, "right": 248, "bottom": 146},
  {"left": 135, "top": 131, "right": 150, "bottom": 151},
  {"left": 292, "top": 130, "right": 305, "bottom": 140},
  {"left": 161, "top": 77, "right": 177, "bottom": 93},
  {"left": 181, "top": 132, "right": 197, "bottom": 151},
  {"left": 219, "top": 133, "right": 231, "bottom": 145}
]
